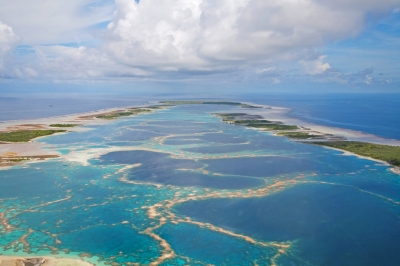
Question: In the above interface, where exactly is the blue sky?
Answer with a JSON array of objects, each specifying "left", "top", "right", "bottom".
[{"left": 0, "top": 0, "right": 399, "bottom": 92}]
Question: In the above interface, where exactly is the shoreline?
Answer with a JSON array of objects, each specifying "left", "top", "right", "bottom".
[
  {"left": 240, "top": 103, "right": 400, "bottom": 147},
  {"left": 1, "top": 100, "right": 400, "bottom": 170}
]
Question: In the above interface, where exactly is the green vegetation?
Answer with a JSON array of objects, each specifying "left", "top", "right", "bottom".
[
  {"left": 49, "top": 124, "right": 81, "bottom": 127},
  {"left": 96, "top": 109, "right": 151, "bottom": 120},
  {"left": 314, "top": 141, "right": 400, "bottom": 167},
  {"left": 277, "top": 132, "right": 322, "bottom": 139},
  {"left": 214, "top": 113, "right": 247, "bottom": 117},
  {"left": 160, "top": 100, "right": 242, "bottom": 105},
  {"left": 0, "top": 130, "right": 66, "bottom": 143},
  {"left": 241, "top": 104, "right": 261, "bottom": 108},
  {"left": 248, "top": 124, "right": 299, "bottom": 130},
  {"left": 9, "top": 158, "right": 31, "bottom": 162},
  {"left": 159, "top": 101, "right": 261, "bottom": 108},
  {"left": 213, "top": 113, "right": 247, "bottom": 122},
  {"left": 146, "top": 105, "right": 169, "bottom": 109},
  {"left": 214, "top": 112, "right": 299, "bottom": 131},
  {"left": 233, "top": 120, "right": 274, "bottom": 125}
]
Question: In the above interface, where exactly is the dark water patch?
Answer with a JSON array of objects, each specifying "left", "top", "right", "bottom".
[
  {"left": 143, "top": 120, "right": 205, "bottom": 127},
  {"left": 114, "top": 129, "right": 167, "bottom": 141},
  {"left": 202, "top": 156, "right": 314, "bottom": 177},
  {"left": 183, "top": 144, "right": 252, "bottom": 154},
  {"left": 133, "top": 171, "right": 263, "bottom": 189},
  {"left": 244, "top": 136, "right": 306, "bottom": 151},
  {"left": 163, "top": 138, "right": 206, "bottom": 145},
  {"left": 98, "top": 150, "right": 202, "bottom": 169},
  {"left": 105, "top": 141, "right": 143, "bottom": 147},
  {"left": 314, "top": 167, "right": 400, "bottom": 203},
  {"left": 197, "top": 133, "right": 247, "bottom": 144},
  {"left": 176, "top": 183, "right": 400, "bottom": 265},
  {"left": 133, "top": 125, "right": 213, "bottom": 135},
  {"left": 98, "top": 151, "right": 261, "bottom": 189}
]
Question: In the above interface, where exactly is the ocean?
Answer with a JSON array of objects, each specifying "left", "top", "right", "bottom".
[
  {"left": 1, "top": 94, "right": 400, "bottom": 265},
  {"left": 1, "top": 93, "right": 399, "bottom": 141},
  {"left": 239, "top": 93, "right": 400, "bottom": 140},
  {"left": 0, "top": 94, "right": 149, "bottom": 121}
]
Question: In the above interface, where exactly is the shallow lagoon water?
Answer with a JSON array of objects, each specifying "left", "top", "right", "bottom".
[{"left": 1, "top": 104, "right": 400, "bottom": 265}]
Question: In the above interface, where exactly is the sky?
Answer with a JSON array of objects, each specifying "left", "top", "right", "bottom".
[{"left": 0, "top": 0, "right": 400, "bottom": 93}]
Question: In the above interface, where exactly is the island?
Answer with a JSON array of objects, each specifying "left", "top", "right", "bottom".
[
  {"left": 313, "top": 141, "right": 400, "bottom": 167},
  {"left": 49, "top": 124, "right": 81, "bottom": 128},
  {"left": 159, "top": 100, "right": 262, "bottom": 109},
  {"left": 95, "top": 108, "right": 151, "bottom": 120}
]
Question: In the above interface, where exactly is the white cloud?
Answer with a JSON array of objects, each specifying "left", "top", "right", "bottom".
[
  {"left": 0, "top": 21, "right": 18, "bottom": 70},
  {"left": 0, "top": 0, "right": 114, "bottom": 45},
  {"left": 103, "top": 0, "right": 399, "bottom": 73},
  {"left": 300, "top": 55, "right": 331, "bottom": 74},
  {"left": 1, "top": 0, "right": 399, "bottom": 83},
  {"left": 31, "top": 45, "right": 151, "bottom": 80}
]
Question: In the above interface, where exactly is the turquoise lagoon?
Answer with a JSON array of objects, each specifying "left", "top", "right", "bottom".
[{"left": 1, "top": 104, "right": 400, "bottom": 265}]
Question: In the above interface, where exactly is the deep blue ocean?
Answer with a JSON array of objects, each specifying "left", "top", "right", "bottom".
[
  {"left": 239, "top": 93, "right": 400, "bottom": 140},
  {"left": 0, "top": 94, "right": 149, "bottom": 121}
]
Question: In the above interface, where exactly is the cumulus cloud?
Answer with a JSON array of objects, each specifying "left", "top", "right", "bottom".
[
  {"left": 300, "top": 56, "right": 331, "bottom": 74},
  {"left": 1, "top": 0, "right": 399, "bottom": 83},
  {"left": 101, "top": 0, "right": 399, "bottom": 75}
]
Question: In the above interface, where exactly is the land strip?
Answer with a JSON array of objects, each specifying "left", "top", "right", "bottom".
[
  {"left": 159, "top": 100, "right": 262, "bottom": 108},
  {"left": 0, "top": 130, "right": 66, "bottom": 143},
  {"left": 313, "top": 141, "right": 400, "bottom": 167}
]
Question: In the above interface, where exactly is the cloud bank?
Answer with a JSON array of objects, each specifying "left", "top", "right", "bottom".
[{"left": 1, "top": 0, "right": 399, "bottom": 85}]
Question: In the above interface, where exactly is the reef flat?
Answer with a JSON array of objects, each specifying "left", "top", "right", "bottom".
[{"left": 1, "top": 101, "right": 400, "bottom": 265}]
